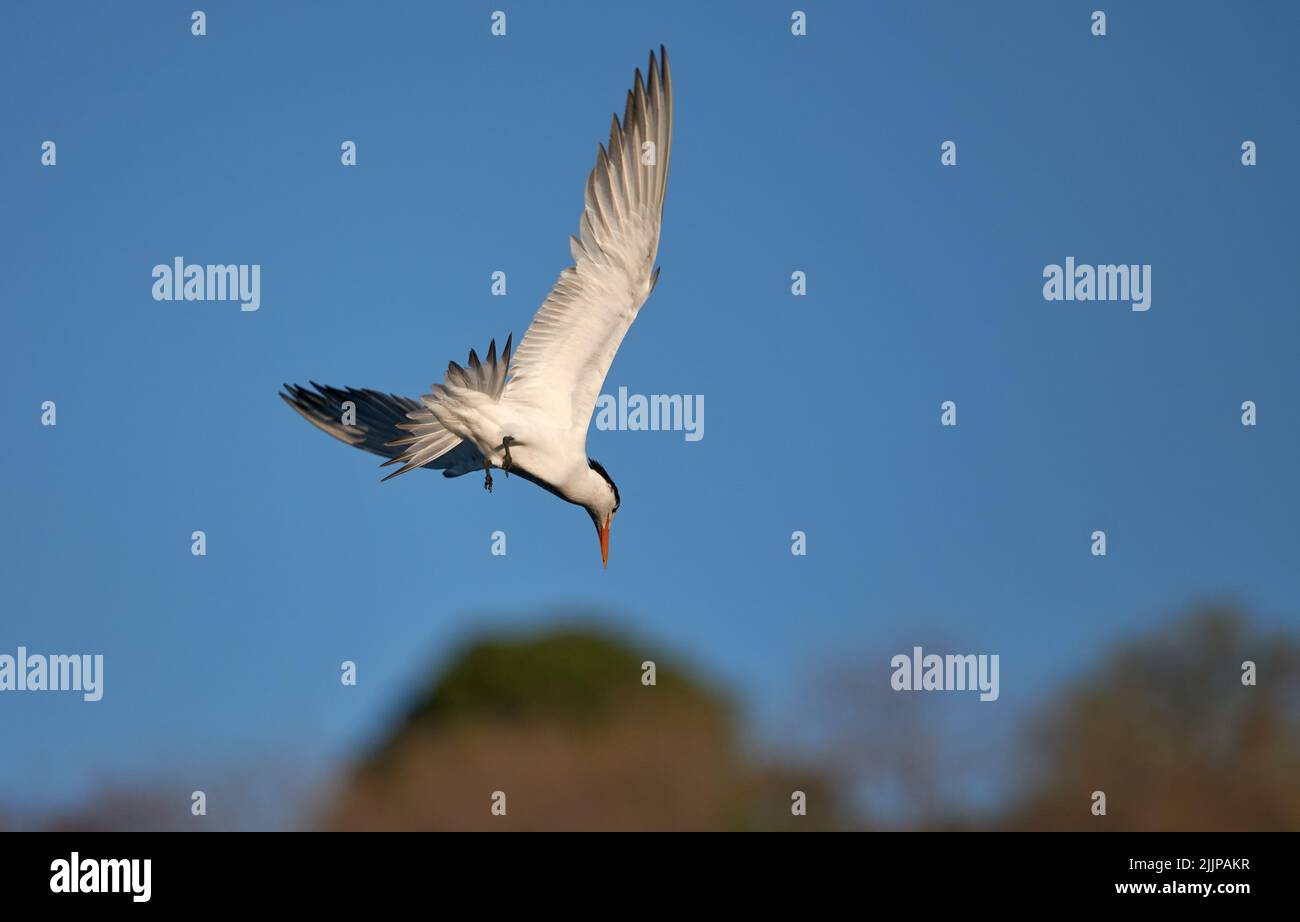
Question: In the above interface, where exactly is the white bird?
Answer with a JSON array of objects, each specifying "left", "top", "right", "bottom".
[{"left": 282, "top": 47, "right": 672, "bottom": 568}]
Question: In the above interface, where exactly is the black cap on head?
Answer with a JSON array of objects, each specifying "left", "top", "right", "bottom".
[{"left": 587, "top": 458, "right": 620, "bottom": 511}]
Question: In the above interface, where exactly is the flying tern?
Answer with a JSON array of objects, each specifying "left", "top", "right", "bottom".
[{"left": 282, "top": 47, "right": 672, "bottom": 568}]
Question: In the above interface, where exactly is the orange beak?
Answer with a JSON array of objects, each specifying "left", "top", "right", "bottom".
[{"left": 599, "top": 517, "right": 611, "bottom": 568}]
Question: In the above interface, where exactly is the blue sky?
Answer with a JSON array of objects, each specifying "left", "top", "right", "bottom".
[{"left": 2, "top": 1, "right": 1298, "bottom": 817}]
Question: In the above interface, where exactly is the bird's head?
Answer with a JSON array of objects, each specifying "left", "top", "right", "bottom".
[{"left": 584, "top": 458, "right": 620, "bottom": 568}]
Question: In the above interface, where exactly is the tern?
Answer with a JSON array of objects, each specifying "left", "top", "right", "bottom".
[{"left": 281, "top": 47, "right": 672, "bottom": 568}]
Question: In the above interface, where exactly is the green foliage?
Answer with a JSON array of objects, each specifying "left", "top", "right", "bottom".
[{"left": 400, "top": 626, "right": 726, "bottom": 732}]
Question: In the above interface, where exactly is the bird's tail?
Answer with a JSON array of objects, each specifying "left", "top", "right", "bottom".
[{"left": 380, "top": 334, "right": 512, "bottom": 481}]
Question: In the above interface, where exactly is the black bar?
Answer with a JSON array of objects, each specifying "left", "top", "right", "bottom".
[{"left": 0, "top": 831, "right": 1282, "bottom": 907}]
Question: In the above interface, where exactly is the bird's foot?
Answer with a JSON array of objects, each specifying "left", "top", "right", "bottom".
[
  {"left": 501, "top": 436, "right": 515, "bottom": 476},
  {"left": 483, "top": 461, "right": 494, "bottom": 493}
]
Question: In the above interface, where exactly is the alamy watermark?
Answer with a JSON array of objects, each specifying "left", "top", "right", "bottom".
[
  {"left": 0, "top": 646, "right": 103, "bottom": 701},
  {"left": 891, "top": 646, "right": 999, "bottom": 702},
  {"left": 594, "top": 386, "right": 703, "bottom": 441},
  {"left": 50, "top": 853, "right": 150, "bottom": 902},
  {"left": 1043, "top": 257, "right": 1151, "bottom": 312},
  {"left": 152, "top": 257, "right": 261, "bottom": 311}
]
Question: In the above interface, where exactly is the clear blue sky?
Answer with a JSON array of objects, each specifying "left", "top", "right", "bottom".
[{"left": 2, "top": 1, "right": 1298, "bottom": 816}]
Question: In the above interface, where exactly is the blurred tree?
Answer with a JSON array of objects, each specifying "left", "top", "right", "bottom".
[
  {"left": 393, "top": 629, "right": 722, "bottom": 735},
  {"left": 1006, "top": 606, "right": 1300, "bottom": 831},
  {"left": 326, "top": 624, "right": 848, "bottom": 831}
]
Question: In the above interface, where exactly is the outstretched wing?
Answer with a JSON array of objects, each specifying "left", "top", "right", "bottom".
[
  {"left": 504, "top": 46, "right": 672, "bottom": 441},
  {"left": 280, "top": 383, "right": 485, "bottom": 478}
]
